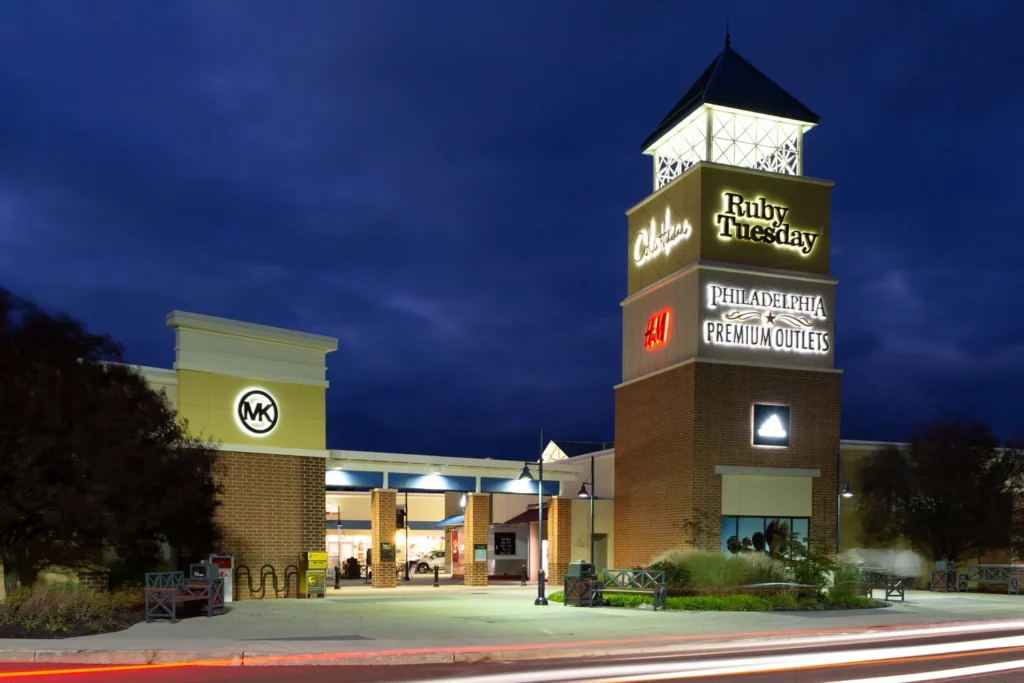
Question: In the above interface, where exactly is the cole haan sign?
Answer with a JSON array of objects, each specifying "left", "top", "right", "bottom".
[
  {"left": 633, "top": 206, "right": 692, "bottom": 266},
  {"left": 716, "top": 192, "right": 820, "bottom": 256}
]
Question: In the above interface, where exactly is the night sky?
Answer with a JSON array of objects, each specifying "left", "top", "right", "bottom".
[{"left": 1, "top": 2, "right": 1021, "bottom": 459}]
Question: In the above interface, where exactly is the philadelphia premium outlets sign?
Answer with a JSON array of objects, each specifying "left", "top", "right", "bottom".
[{"left": 705, "top": 284, "right": 831, "bottom": 355}]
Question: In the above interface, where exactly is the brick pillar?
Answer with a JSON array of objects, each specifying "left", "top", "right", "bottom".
[
  {"left": 463, "top": 493, "right": 490, "bottom": 587},
  {"left": 548, "top": 497, "right": 572, "bottom": 587},
  {"left": 371, "top": 488, "right": 397, "bottom": 588}
]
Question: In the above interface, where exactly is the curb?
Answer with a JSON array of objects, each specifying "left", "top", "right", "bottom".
[
  {"left": 0, "top": 640, "right": 747, "bottom": 668},
  {"left": 5, "top": 618, "right": 1024, "bottom": 669}
]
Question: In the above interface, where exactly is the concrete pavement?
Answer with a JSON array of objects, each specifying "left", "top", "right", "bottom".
[{"left": 1, "top": 578, "right": 1023, "bottom": 666}]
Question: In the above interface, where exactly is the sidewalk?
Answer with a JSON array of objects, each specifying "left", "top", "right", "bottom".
[{"left": 1, "top": 585, "right": 1022, "bottom": 667}]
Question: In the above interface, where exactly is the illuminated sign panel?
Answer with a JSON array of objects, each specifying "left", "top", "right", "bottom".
[
  {"left": 643, "top": 310, "right": 671, "bottom": 349},
  {"left": 753, "top": 404, "right": 790, "bottom": 447},
  {"left": 715, "top": 192, "right": 820, "bottom": 256},
  {"left": 236, "top": 388, "right": 279, "bottom": 436},
  {"left": 633, "top": 206, "right": 692, "bottom": 267},
  {"left": 626, "top": 165, "right": 832, "bottom": 297},
  {"left": 704, "top": 283, "right": 831, "bottom": 355}
]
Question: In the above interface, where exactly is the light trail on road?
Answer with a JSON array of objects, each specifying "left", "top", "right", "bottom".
[{"left": 409, "top": 635, "right": 1024, "bottom": 683}]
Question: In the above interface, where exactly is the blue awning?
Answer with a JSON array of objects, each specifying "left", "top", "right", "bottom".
[{"left": 435, "top": 514, "right": 464, "bottom": 529}]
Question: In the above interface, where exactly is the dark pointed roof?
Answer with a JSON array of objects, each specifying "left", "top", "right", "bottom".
[{"left": 641, "top": 44, "right": 819, "bottom": 152}]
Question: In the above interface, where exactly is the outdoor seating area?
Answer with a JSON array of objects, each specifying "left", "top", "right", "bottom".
[
  {"left": 956, "top": 565, "right": 1020, "bottom": 595},
  {"left": 564, "top": 564, "right": 668, "bottom": 611},
  {"left": 929, "top": 565, "right": 1020, "bottom": 595},
  {"left": 144, "top": 571, "right": 226, "bottom": 623},
  {"left": 857, "top": 566, "right": 905, "bottom": 602}
]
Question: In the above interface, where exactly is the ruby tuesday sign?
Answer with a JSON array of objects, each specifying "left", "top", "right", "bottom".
[{"left": 716, "top": 193, "right": 819, "bottom": 256}]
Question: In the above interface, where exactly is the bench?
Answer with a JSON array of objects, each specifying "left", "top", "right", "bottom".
[
  {"left": 930, "top": 568, "right": 957, "bottom": 592},
  {"left": 956, "top": 565, "right": 1020, "bottom": 595},
  {"left": 565, "top": 568, "right": 668, "bottom": 611},
  {"left": 145, "top": 572, "right": 225, "bottom": 623},
  {"left": 857, "top": 566, "right": 905, "bottom": 601}
]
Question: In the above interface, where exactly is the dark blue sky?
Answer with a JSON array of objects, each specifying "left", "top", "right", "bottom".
[{"left": 1, "top": 1, "right": 1021, "bottom": 458}]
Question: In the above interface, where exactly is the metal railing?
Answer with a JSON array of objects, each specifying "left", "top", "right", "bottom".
[
  {"left": 956, "top": 565, "right": 1020, "bottom": 595},
  {"left": 601, "top": 568, "right": 666, "bottom": 591}
]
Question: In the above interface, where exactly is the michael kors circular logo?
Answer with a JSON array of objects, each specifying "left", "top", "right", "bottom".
[{"left": 237, "top": 389, "right": 279, "bottom": 435}]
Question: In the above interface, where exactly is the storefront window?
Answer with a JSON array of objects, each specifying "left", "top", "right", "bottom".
[{"left": 720, "top": 516, "right": 809, "bottom": 557}]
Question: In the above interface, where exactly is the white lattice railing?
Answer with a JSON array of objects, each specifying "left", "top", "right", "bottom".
[{"left": 649, "top": 105, "right": 807, "bottom": 190}]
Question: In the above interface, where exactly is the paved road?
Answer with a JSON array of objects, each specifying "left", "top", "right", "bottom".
[{"left": 4, "top": 629, "right": 1024, "bottom": 681}]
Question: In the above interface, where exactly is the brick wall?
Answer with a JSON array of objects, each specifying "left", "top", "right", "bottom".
[
  {"left": 215, "top": 451, "right": 325, "bottom": 600},
  {"left": 614, "top": 363, "right": 695, "bottom": 568},
  {"left": 548, "top": 497, "right": 573, "bottom": 586},
  {"left": 77, "top": 570, "right": 110, "bottom": 593},
  {"left": 463, "top": 493, "right": 490, "bottom": 586},
  {"left": 371, "top": 489, "right": 397, "bottom": 588},
  {"left": 614, "top": 361, "right": 841, "bottom": 567}
]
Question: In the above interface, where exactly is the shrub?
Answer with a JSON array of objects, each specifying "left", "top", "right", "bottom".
[
  {"left": 797, "top": 595, "right": 825, "bottom": 611},
  {"left": 766, "top": 592, "right": 801, "bottom": 611},
  {"left": 658, "top": 550, "right": 787, "bottom": 589},
  {"left": 828, "top": 563, "right": 864, "bottom": 603},
  {"left": 649, "top": 559, "right": 690, "bottom": 588},
  {"left": 667, "top": 594, "right": 772, "bottom": 612},
  {"left": 826, "top": 594, "right": 877, "bottom": 609},
  {"left": 745, "top": 553, "right": 790, "bottom": 584},
  {"left": 604, "top": 594, "right": 653, "bottom": 608},
  {"left": 547, "top": 591, "right": 565, "bottom": 603},
  {"left": 786, "top": 545, "right": 835, "bottom": 587},
  {"left": 0, "top": 583, "right": 143, "bottom": 635},
  {"left": 0, "top": 583, "right": 113, "bottom": 633},
  {"left": 109, "top": 588, "right": 145, "bottom": 612}
]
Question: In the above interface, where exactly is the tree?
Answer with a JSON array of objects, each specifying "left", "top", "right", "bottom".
[
  {"left": 0, "top": 288, "right": 222, "bottom": 596},
  {"left": 856, "top": 418, "right": 1024, "bottom": 565}
]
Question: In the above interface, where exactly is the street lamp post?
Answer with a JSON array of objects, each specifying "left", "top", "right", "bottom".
[
  {"left": 518, "top": 429, "right": 548, "bottom": 606},
  {"left": 576, "top": 455, "right": 596, "bottom": 565},
  {"left": 403, "top": 491, "right": 411, "bottom": 582},
  {"left": 835, "top": 451, "right": 854, "bottom": 555}
]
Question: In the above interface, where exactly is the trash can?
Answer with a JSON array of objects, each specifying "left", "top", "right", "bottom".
[
  {"left": 565, "top": 560, "right": 599, "bottom": 607},
  {"left": 567, "top": 560, "right": 597, "bottom": 580}
]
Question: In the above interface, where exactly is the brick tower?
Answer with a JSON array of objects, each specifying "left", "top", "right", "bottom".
[{"left": 613, "top": 41, "right": 840, "bottom": 567}]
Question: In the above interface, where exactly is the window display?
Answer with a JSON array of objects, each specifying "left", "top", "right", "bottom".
[{"left": 720, "top": 516, "right": 809, "bottom": 557}]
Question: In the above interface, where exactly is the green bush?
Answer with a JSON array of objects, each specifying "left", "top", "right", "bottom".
[
  {"left": 649, "top": 559, "right": 690, "bottom": 588},
  {"left": 826, "top": 594, "right": 877, "bottom": 609},
  {"left": 657, "top": 551, "right": 787, "bottom": 589},
  {"left": 766, "top": 592, "right": 801, "bottom": 611},
  {"left": 549, "top": 587, "right": 878, "bottom": 612},
  {"left": 828, "top": 563, "right": 864, "bottom": 602},
  {"left": 667, "top": 594, "right": 772, "bottom": 611},
  {"left": 786, "top": 545, "right": 835, "bottom": 587},
  {"left": 605, "top": 594, "right": 654, "bottom": 608},
  {"left": 797, "top": 595, "right": 825, "bottom": 610},
  {"left": 0, "top": 583, "right": 142, "bottom": 634}
]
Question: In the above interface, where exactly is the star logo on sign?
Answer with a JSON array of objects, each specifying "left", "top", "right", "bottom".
[{"left": 765, "top": 311, "right": 776, "bottom": 325}]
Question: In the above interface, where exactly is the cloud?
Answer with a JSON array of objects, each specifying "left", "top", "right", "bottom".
[{"left": 0, "top": 1, "right": 1022, "bottom": 457}]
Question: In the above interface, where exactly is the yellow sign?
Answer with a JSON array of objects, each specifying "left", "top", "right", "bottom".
[{"left": 303, "top": 551, "right": 328, "bottom": 570}]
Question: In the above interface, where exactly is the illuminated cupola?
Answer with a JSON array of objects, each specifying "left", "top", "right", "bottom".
[{"left": 641, "top": 35, "right": 820, "bottom": 190}]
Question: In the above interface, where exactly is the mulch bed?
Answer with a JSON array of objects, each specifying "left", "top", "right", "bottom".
[{"left": 0, "top": 609, "right": 144, "bottom": 639}]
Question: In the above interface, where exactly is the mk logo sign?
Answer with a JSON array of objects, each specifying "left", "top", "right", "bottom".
[{"left": 237, "top": 389, "right": 279, "bottom": 435}]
